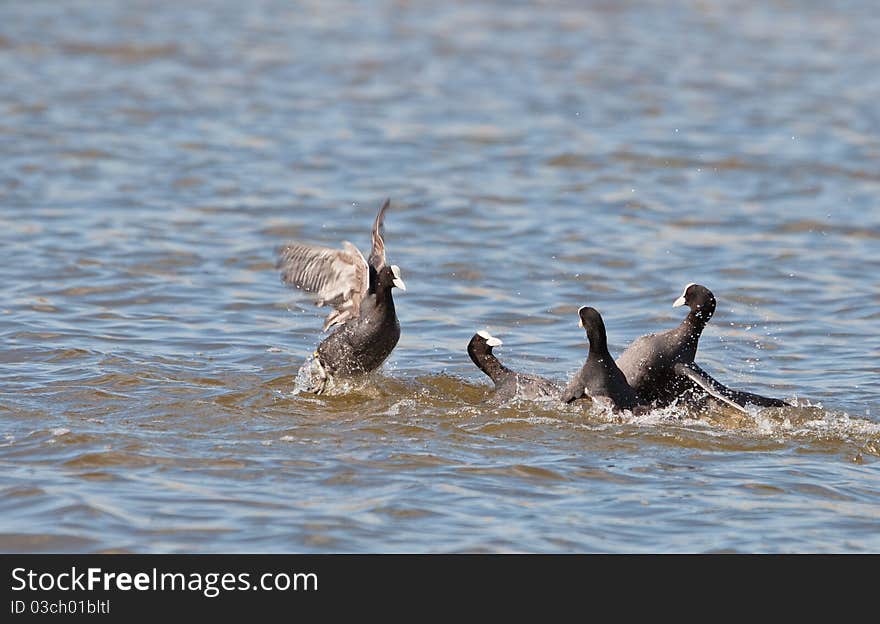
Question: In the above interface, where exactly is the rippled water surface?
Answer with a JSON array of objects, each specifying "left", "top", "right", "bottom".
[{"left": 2, "top": 0, "right": 879, "bottom": 553}]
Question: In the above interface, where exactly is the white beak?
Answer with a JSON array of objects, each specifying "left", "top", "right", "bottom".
[
  {"left": 391, "top": 265, "right": 406, "bottom": 291},
  {"left": 673, "top": 283, "right": 695, "bottom": 308},
  {"left": 577, "top": 305, "right": 588, "bottom": 327},
  {"left": 477, "top": 330, "right": 502, "bottom": 346}
]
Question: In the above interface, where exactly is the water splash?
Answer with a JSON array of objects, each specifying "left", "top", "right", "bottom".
[
  {"left": 292, "top": 354, "right": 327, "bottom": 395},
  {"left": 290, "top": 355, "right": 389, "bottom": 398}
]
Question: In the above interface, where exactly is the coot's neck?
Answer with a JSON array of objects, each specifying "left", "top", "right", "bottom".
[
  {"left": 586, "top": 326, "right": 612, "bottom": 363},
  {"left": 368, "top": 265, "right": 380, "bottom": 292},
  {"left": 372, "top": 270, "right": 396, "bottom": 314},
  {"left": 679, "top": 307, "right": 712, "bottom": 345},
  {"left": 468, "top": 343, "right": 510, "bottom": 384}
]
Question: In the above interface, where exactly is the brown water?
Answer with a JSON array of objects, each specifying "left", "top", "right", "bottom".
[{"left": 1, "top": 0, "right": 879, "bottom": 553}]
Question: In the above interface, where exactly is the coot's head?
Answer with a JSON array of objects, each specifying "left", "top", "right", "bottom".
[
  {"left": 577, "top": 306, "right": 608, "bottom": 347},
  {"left": 467, "top": 330, "right": 502, "bottom": 361},
  {"left": 470, "top": 330, "right": 503, "bottom": 349},
  {"left": 377, "top": 264, "right": 407, "bottom": 291},
  {"left": 673, "top": 283, "right": 716, "bottom": 321}
]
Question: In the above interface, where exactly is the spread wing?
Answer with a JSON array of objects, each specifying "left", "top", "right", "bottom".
[
  {"left": 674, "top": 362, "right": 748, "bottom": 413},
  {"left": 277, "top": 241, "right": 369, "bottom": 331},
  {"left": 674, "top": 362, "right": 791, "bottom": 411},
  {"left": 369, "top": 198, "right": 390, "bottom": 270}
]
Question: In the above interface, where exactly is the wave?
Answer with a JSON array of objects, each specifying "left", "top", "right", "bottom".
[{"left": 280, "top": 372, "right": 880, "bottom": 457}]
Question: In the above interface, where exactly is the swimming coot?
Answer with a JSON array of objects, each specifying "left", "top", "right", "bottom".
[
  {"left": 277, "top": 199, "right": 406, "bottom": 393},
  {"left": 562, "top": 306, "right": 639, "bottom": 411},
  {"left": 615, "top": 283, "right": 790, "bottom": 411},
  {"left": 467, "top": 331, "right": 559, "bottom": 402}
]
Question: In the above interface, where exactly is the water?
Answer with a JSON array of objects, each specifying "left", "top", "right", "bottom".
[{"left": 1, "top": 0, "right": 879, "bottom": 553}]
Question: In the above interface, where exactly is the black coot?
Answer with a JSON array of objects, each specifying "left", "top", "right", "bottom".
[
  {"left": 467, "top": 331, "right": 559, "bottom": 402},
  {"left": 277, "top": 199, "right": 406, "bottom": 393},
  {"left": 562, "top": 306, "right": 639, "bottom": 411},
  {"left": 616, "top": 283, "right": 790, "bottom": 411}
]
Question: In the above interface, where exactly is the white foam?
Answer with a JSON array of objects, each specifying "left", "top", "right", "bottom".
[{"left": 292, "top": 354, "right": 327, "bottom": 395}]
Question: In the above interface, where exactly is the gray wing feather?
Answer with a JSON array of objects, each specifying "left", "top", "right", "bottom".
[
  {"left": 674, "top": 362, "right": 749, "bottom": 413},
  {"left": 277, "top": 241, "right": 369, "bottom": 331},
  {"left": 674, "top": 362, "right": 792, "bottom": 410},
  {"left": 369, "top": 198, "right": 390, "bottom": 270}
]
